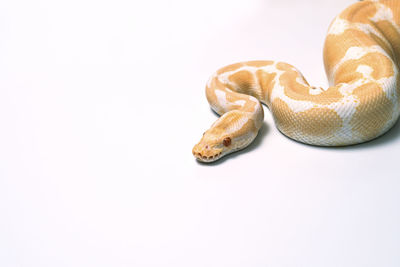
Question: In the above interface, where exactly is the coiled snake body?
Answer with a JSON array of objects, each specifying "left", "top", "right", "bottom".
[{"left": 193, "top": 0, "right": 400, "bottom": 162}]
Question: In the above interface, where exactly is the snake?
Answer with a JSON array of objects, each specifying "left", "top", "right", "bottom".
[{"left": 193, "top": 0, "right": 400, "bottom": 163}]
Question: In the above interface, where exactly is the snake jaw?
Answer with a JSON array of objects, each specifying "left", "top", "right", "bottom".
[{"left": 192, "top": 142, "right": 224, "bottom": 162}]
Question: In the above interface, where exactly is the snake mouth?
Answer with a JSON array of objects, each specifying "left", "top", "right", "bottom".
[{"left": 192, "top": 151, "right": 222, "bottom": 162}]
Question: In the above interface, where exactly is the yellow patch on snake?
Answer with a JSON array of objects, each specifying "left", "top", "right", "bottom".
[
  {"left": 334, "top": 52, "right": 394, "bottom": 84},
  {"left": 216, "top": 63, "right": 244, "bottom": 75},
  {"left": 276, "top": 62, "right": 296, "bottom": 72},
  {"left": 375, "top": 20, "right": 400, "bottom": 63},
  {"left": 206, "top": 75, "right": 261, "bottom": 116},
  {"left": 324, "top": 29, "right": 377, "bottom": 73},
  {"left": 350, "top": 82, "right": 393, "bottom": 140},
  {"left": 272, "top": 98, "right": 343, "bottom": 139},
  {"left": 245, "top": 60, "right": 274, "bottom": 68},
  {"left": 370, "top": 32, "right": 395, "bottom": 59},
  {"left": 228, "top": 70, "right": 258, "bottom": 98},
  {"left": 256, "top": 70, "right": 276, "bottom": 104},
  {"left": 209, "top": 110, "right": 257, "bottom": 138},
  {"left": 278, "top": 66, "right": 343, "bottom": 105},
  {"left": 339, "top": 1, "right": 377, "bottom": 24}
]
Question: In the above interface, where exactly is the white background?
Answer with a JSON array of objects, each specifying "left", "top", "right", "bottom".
[{"left": 1, "top": 0, "right": 400, "bottom": 266}]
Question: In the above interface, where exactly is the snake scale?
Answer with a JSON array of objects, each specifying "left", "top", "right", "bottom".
[{"left": 193, "top": 0, "right": 400, "bottom": 162}]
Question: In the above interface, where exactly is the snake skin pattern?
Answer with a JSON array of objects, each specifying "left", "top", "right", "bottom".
[{"left": 193, "top": 0, "right": 400, "bottom": 162}]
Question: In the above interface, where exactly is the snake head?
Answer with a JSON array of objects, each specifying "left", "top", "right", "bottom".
[
  {"left": 192, "top": 110, "right": 259, "bottom": 162},
  {"left": 192, "top": 131, "right": 230, "bottom": 162}
]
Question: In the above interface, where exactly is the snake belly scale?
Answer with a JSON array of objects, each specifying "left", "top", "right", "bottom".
[{"left": 193, "top": 0, "right": 400, "bottom": 163}]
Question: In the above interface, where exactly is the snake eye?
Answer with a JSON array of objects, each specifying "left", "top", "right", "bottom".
[{"left": 223, "top": 137, "right": 231, "bottom": 147}]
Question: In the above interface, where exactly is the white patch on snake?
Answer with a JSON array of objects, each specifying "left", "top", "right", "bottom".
[
  {"left": 295, "top": 76, "right": 308, "bottom": 87},
  {"left": 232, "top": 130, "right": 256, "bottom": 150},
  {"left": 225, "top": 116, "right": 249, "bottom": 135},
  {"left": 328, "top": 93, "right": 360, "bottom": 143},
  {"left": 330, "top": 45, "right": 383, "bottom": 83},
  {"left": 378, "top": 66, "right": 399, "bottom": 123},
  {"left": 375, "top": 67, "right": 400, "bottom": 139},
  {"left": 354, "top": 22, "right": 376, "bottom": 34},
  {"left": 260, "top": 64, "right": 278, "bottom": 74},
  {"left": 215, "top": 89, "right": 228, "bottom": 110},
  {"left": 309, "top": 86, "right": 324, "bottom": 95},
  {"left": 343, "top": 46, "right": 376, "bottom": 61},
  {"left": 234, "top": 100, "right": 246, "bottom": 106},
  {"left": 370, "top": 3, "right": 393, "bottom": 22},
  {"left": 206, "top": 74, "right": 216, "bottom": 88},
  {"left": 328, "top": 17, "right": 349, "bottom": 35},
  {"left": 249, "top": 95, "right": 259, "bottom": 103},
  {"left": 356, "top": 64, "right": 373, "bottom": 78},
  {"left": 338, "top": 77, "right": 367, "bottom": 95}
]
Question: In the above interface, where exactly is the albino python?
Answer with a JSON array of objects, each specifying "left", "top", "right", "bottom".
[{"left": 193, "top": 0, "right": 400, "bottom": 162}]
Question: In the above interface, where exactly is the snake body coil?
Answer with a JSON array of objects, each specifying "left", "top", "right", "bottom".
[{"left": 193, "top": 0, "right": 400, "bottom": 162}]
